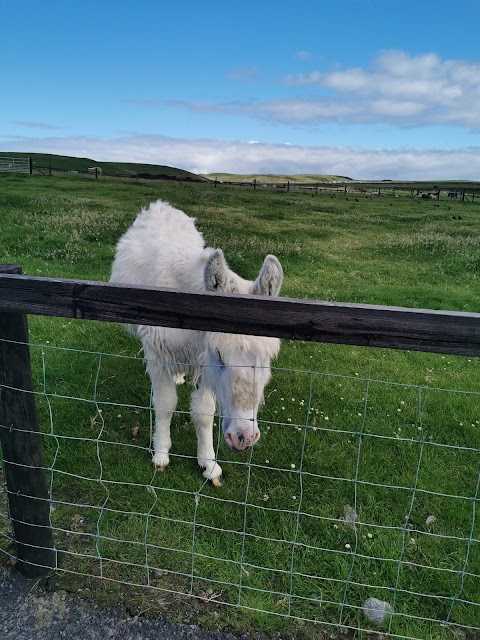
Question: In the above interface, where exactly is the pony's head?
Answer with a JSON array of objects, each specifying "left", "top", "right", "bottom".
[{"left": 203, "top": 250, "right": 283, "bottom": 451}]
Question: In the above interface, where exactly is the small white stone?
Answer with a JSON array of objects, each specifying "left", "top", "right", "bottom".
[{"left": 362, "top": 597, "right": 393, "bottom": 625}]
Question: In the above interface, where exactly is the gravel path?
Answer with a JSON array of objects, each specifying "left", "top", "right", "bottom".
[{"left": 0, "top": 567, "right": 261, "bottom": 640}]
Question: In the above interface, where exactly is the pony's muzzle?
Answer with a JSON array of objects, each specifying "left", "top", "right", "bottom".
[{"left": 223, "top": 419, "right": 260, "bottom": 452}]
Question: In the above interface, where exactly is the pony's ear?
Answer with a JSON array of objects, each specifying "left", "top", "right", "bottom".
[
  {"left": 204, "top": 249, "right": 229, "bottom": 292},
  {"left": 251, "top": 255, "right": 283, "bottom": 297}
]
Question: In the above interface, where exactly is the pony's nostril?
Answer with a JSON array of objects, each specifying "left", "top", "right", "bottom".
[{"left": 224, "top": 433, "right": 238, "bottom": 450}]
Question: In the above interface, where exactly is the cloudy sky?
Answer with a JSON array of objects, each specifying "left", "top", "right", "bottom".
[{"left": 2, "top": 0, "right": 480, "bottom": 179}]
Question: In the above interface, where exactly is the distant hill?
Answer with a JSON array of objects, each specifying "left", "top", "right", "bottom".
[
  {"left": 0, "top": 152, "right": 207, "bottom": 182},
  {"left": 201, "top": 173, "right": 354, "bottom": 183}
]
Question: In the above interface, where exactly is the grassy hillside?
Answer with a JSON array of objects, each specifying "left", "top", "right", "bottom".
[
  {"left": 0, "top": 152, "right": 206, "bottom": 181},
  {"left": 0, "top": 172, "right": 479, "bottom": 638},
  {"left": 201, "top": 172, "right": 353, "bottom": 183}
]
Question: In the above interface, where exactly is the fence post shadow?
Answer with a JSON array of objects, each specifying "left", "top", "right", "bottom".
[{"left": 0, "top": 264, "right": 56, "bottom": 578}]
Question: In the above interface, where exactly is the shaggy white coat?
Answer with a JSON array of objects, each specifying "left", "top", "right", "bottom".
[{"left": 110, "top": 200, "right": 283, "bottom": 483}]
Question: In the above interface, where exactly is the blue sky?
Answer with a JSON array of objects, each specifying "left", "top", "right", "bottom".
[{"left": 2, "top": 0, "right": 480, "bottom": 179}]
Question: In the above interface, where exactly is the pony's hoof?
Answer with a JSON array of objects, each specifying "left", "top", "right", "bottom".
[
  {"left": 210, "top": 474, "right": 225, "bottom": 487},
  {"left": 152, "top": 452, "right": 170, "bottom": 470}
]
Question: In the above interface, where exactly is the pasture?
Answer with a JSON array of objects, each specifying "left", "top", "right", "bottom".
[{"left": 1, "top": 172, "right": 479, "bottom": 638}]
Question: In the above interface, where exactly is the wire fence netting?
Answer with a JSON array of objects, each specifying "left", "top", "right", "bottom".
[{"left": 0, "top": 339, "right": 479, "bottom": 639}]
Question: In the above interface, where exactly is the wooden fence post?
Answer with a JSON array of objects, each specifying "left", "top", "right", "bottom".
[{"left": 0, "top": 265, "right": 56, "bottom": 577}]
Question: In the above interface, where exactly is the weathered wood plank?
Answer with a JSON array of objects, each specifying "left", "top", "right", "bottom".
[
  {"left": 0, "top": 269, "right": 57, "bottom": 577},
  {"left": 0, "top": 273, "right": 480, "bottom": 356}
]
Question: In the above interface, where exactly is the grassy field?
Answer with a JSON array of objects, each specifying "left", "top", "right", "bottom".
[{"left": 0, "top": 173, "right": 479, "bottom": 639}]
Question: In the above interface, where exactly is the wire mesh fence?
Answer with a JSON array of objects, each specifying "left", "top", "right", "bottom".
[{"left": 1, "top": 338, "right": 479, "bottom": 639}]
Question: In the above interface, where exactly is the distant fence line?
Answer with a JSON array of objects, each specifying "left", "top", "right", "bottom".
[
  {"left": 32, "top": 164, "right": 203, "bottom": 182},
  {"left": 0, "top": 157, "right": 32, "bottom": 175},
  {"left": 214, "top": 177, "right": 480, "bottom": 201},
  {"left": 4, "top": 158, "right": 480, "bottom": 200}
]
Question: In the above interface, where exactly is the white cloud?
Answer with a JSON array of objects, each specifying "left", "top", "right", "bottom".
[
  {"left": 282, "top": 49, "right": 480, "bottom": 129},
  {"left": 3, "top": 133, "right": 480, "bottom": 180},
  {"left": 169, "top": 49, "right": 480, "bottom": 130}
]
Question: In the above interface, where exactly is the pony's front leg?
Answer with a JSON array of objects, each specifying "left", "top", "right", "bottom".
[
  {"left": 190, "top": 386, "right": 224, "bottom": 486},
  {"left": 145, "top": 353, "right": 177, "bottom": 470}
]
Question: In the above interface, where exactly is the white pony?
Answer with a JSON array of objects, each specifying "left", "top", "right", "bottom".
[{"left": 110, "top": 200, "right": 283, "bottom": 485}]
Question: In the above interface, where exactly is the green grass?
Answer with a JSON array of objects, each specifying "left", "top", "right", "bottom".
[{"left": 1, "top": 172, "right": 480, "bottom": 638}]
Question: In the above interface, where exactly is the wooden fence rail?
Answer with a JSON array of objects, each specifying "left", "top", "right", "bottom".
[{"left": 1, "top": 271, "right": 480, "bottom": 356}]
